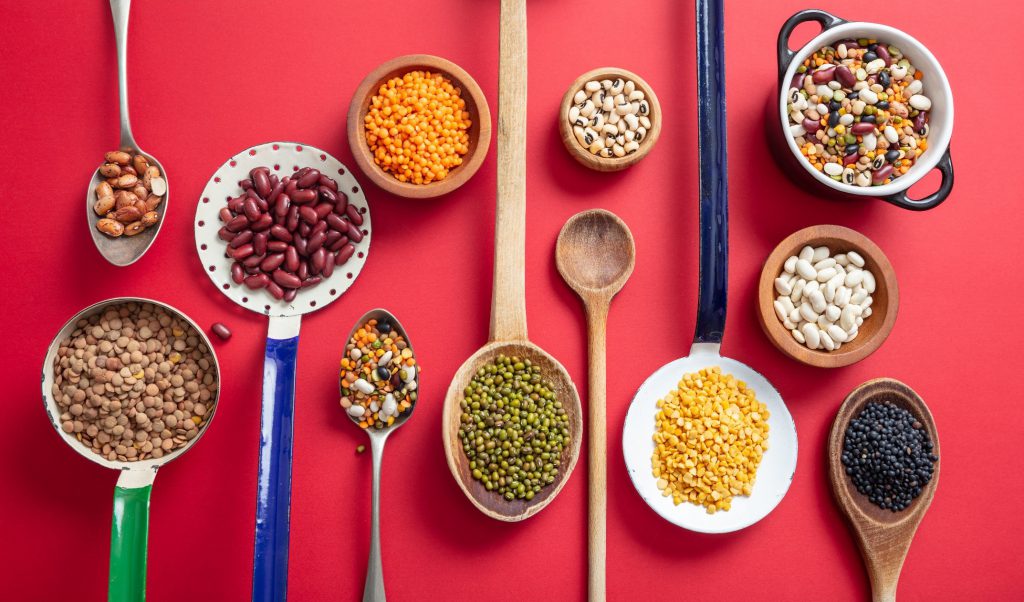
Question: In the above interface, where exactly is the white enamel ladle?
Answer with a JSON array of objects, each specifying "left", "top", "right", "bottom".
[{"left": 195, "top": 142, "right": 371, "bottom": 600}]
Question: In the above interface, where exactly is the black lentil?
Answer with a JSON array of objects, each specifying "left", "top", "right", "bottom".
[{"left": 841, "top": 401, "right": 937, "bottom": 511}]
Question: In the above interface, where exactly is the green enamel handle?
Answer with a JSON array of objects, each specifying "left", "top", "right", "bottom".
[{"left": 109, "top": 483, "right": 152, "bottom": 602}]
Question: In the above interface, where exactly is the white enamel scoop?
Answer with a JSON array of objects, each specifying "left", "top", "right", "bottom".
[
  {"left": 621, "top": 0, "right": 798, "bottom": 534},
  {"left": 195, "top": 142, "right": 371, "bottom": 601}
]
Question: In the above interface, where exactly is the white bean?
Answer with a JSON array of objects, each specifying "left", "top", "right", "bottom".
[
  {"left": 796, "top": 259, "right": 817, "bottom": 280},
  {"left": 809, "top": 289, "right": 827, "bottom": 313},
  {"left": 812, "top": 246, "right": 830, "bottom": 262},
  {"left": 862, "top": 270, "right": 876, "bottom": 294},
  {"left": 775, "top": 277, "right": 793, "bottom": 295},
  {"left": 799, "top": 303, "right": 819, "bottom": 323},
  {"left": 816, "top": 267, "right": 837, "bottom": 282},
  {"left": 790, "top": 280, "right": 805, "bottom": 304},
  {"left": 784, "top": 256, "right": 798, "bottom": 274},
  {"left": 834, "top": 253, "right": 849, "bottom": 266},
  {"left": 845, "top": 269, "right": 864, "bottom": 287},
  {"left": 827, "top": 325, "right": 848, "bottom": 343},
  {"left": 820, "top": 331, "right": 835, "bottom": 351},
  {"left": 846, "top": 251, "right": 865, "bottom": 267},
  {"left": 825, "top": 304, "right": 841, "bottom": 322},
  {"left": 774, "top": 300, "right": 790, "bottom": 322},
  {"left": 802, "top": 323, "right": 820, "bottom": 349},
  {"left": 813, "top": 258, "right": 836, "bottom": 271},
  {"left": 792, "top": 329, "right": 806, "bottom": 344},
  {"left": 799, "top": 246, "right": 814, "bottom": 262}
]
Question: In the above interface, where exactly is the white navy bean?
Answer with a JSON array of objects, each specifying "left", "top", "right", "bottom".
[
  {"left": 802, "top": 323, "right": 820, "bottom": 349},
  {"left": 792, "top": 329, "right": 806, "bottom": 344},
  {"left": 909, "top": 94, "right": 931, "bottom": 111},
  {"left": 809, "top": 289, "right": 826, "bottom": 313},
  {"left": 784, "top": 318, "right": 796, "bottom": 330},
  {"left": 816, "top": 267, "right": 837, "bottom": 282},
  {"left": 780, "top": 296, "right": 795, "bottom": 315},
  {"left": 825, "top": 304, "right": 841, "bottom": 322},
  {"left": 814, "top": 257, "right": 836, "bottom": 271},
  {"left": 353, "top": 378, "right": 375, "bottom": 394},
  {"left": 860, "top": 89, "right": 879, "bottom": 104},
  {"left": 820, "top": 331, "right": 835, "bottom": 351},
  {"left": 775, "top": 277, "right": 792, "bottom": 296},
  {"left": 799, "top": 246, "right": 814, "bottom": 262},
  {"left": 827, "top": 324, "right": 848, "bottom": 343},
  {"left": 823, "top": 163, "right": 843, "bottom": 176},
  {"left": 834, "top": 253, "right": 849, "bottom": 267},
  {"left": 784, "top": 255, "right": 798, "bottom": 274},
  {"left": 799, "top": 303, "right": 819, "bottom": 323},
  {"left": 845, "top": 269, "right": 864, "bottom": 287},
  {"left": 846, "top": 251, "right": 865, "bottom": 267},
  {"left": 796, "top": 259, "right": 817, "bottom": 280},
  {"left": 862, "top": 270, "right": 876, "bottom": 294},
  {"left": 790, "top": 280, "right": 805, "bottom": 304},
  {"left": 774, "top": 300, "right": 789, "bottom": 322}
]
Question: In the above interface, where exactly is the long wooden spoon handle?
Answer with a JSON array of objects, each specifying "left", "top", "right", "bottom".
[
  {"left": 587, "top": 301, "right": 609, "bottom": 602},
  {"left": 489, "top": 0, "right": 528, "bottom": 343}
]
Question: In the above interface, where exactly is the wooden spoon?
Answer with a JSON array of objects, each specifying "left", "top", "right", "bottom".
[
  {"left": 828, "top": 378, "right": 941, "bottom": 602},
  {"left": 441, "top": 0, "right": 583, "bottom": 522},
  {"left": 556, "top": 210, "right": 635, "bottom": 602}
]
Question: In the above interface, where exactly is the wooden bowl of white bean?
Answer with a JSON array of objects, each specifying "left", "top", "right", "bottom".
[
  {"left": 559, "top": 67, "right": 662, "bottom": 171},
  {"left": 757, "top": 225, "right": 898, "bottom": 368}
]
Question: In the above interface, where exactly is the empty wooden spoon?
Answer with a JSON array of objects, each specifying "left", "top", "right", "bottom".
[
  {"left": 441, "top": 0, "right": 583, "bottom": 522},
  {"left": 828, "top": 378, "right": 941, "bottom": 602},
  {"left": 556, "top": 209, "right": 634, "bottom": 602}
]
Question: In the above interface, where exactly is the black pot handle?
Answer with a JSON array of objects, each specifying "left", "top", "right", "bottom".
[
  {"left": 694, "top": 0, "right": 727, "bottom": 345},
  {"left": 777, "top": 9, "right": 847, "bottom": 84},
  {"left": 883, "top": 148, "right": 954, "bottom": 211}
]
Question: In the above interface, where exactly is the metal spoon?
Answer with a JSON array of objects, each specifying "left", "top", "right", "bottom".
[
  {"left": 342, "top": 309, "right": 418, "bottom": 602},
  {"left": 88, "top": 0, "right": 168, "bottom": 266},
  {"left": 556, "top": 209, "right": 634, "bottom": 602},
  {"left": 42, "top": 297, "right": 220, "bottom": 601}
]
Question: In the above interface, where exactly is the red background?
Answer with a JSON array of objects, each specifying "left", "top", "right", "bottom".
[{"left": 2, "top": 0, "right": 1022, "bottom": 600}]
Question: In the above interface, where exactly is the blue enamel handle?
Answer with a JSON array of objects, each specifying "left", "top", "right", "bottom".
[
  {"left": 694, "top": 0, "right": 728, "bottom": 345},
  {"left": 252, "top": 333, "right": 299, "bottom": 602}
]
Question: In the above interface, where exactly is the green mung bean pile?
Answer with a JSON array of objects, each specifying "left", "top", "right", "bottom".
[{"left": 458, "top": 355, "right": 571, "bottom": 501}]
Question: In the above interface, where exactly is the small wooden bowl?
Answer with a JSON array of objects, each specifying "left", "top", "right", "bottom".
[
  {"left": 347, "top": 54, "right": 492, "bottom": 199},
  {"left": 559, "top": 67, "right": 662, "bottom": 171},
  {"left": 757, "top": 225, "right": 899, "bottom": 368}
]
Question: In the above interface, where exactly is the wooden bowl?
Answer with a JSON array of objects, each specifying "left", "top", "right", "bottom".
[
  {"left": 558, "top": 67, "right": 662, "bottom": 171},
  {"left": 442, "top": 341, "right": 583, "bottom": 521},
  {"left": 347, "top": 54, "right": 491, "bottom": 199},
  {"left": 827, "top": 378, "right": 940, "bottom": 599},
  {"left": 757, "top": 225, "right": 898, "bottom": 368}
]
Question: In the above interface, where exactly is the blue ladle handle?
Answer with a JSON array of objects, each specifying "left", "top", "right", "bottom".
[
  {"left": 252, "top": 315, "right": 301, "bottom": 601},
  {"left": 694, "top": 0, "right": 728, "bottom": 346}
]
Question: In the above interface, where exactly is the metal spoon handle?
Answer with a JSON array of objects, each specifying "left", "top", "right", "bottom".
[
  {"left": 363, "top": 433, "right": 387, "bottom": 602},
  {"left": 110, "top": 0, "right": 137, "bottom": 149},
  {"left": 693, "top": 0, "right": 728, "bottom": 346}
]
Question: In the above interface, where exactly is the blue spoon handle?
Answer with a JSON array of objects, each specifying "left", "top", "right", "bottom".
[
  {"left": 252, "top": 315, "right": 301, "bottom": 601},
  {"left": 693, "top": 0, "right": 729, "bottom": 346}
]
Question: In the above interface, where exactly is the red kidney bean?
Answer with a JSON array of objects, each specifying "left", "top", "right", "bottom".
[
  {"left": 851, "top": 122, "right": 875, "bottom": 135},
  {"left": 872, "top": 164, "right": 894, "bottom": 183},
  {"left": 811, "top": 66, "right": 835, "bottom": 84},
  {"left": 312, "top": 221, "right": 327, "bottom": 237},
  {"left": 297, "top": 222, "right": 312, "bottom": 238},
  {"left": 294, "top": 235, "right": 309, "bottom": 257},
  {"left": 243, "top": 198, "right": 261, "bottom": 221},
  {"left": 298, "top": 206, "right": 318, "bottom": 226},
  {"left": 244, "top": 264, "right": 260, "bottom": 275},
  {"left": 790, "top": 72, "right": 804, "bottom": 91},
  {"left": 294, "top": 167, "right": 311, "bottom": 180},
  {"left": 318, "top": 174, "right": 337, "bottom": 191},
  {"left": 266, "top": 281, "right": 285, "bottom": 300},
  {"left": 229, "top": 230, "right": 254, "bottom": 248},
  {"left": 313, "top": 203, "right": 332, "bottom": 219},
  {"left": 297, "top": 169, "right": 320, "bottom": 188},
  {"left": 275, "top": 196, "right": 291, "bottom": 220},
  {"left": 270, "top": 224, "right": 293, "bottom": 242},
  {"left": 310, "top": 247, "right": 326, "bottom": 274},
  {"left": 875, "top": 45, "right": 891, "bottom": 66},
  {"left": 226, "top": 215, "right": 249, "bottom": 232},
  {"left": 243, "top": 254, "right": 263, "bottom": 268},
  {"left": 270, "top": 173, "right": 279, "bottom": 186},
  {"left": 260, "top": 253, "right": 285, "bottom": 272},
  {"left": 245, "top": 189, "right": 261, "bottom": 202},
  {"left": 252, "top": 168, "right": 272, "bottom": 198},
  {"left": 284, "top": 288, "right": 298, "bottom": 303},
  {"left": 251, "top": 214, "right": 273, "bottom": 232},
  {"left": 844, "top": 152, "right": 859, "bottom": 166},
  {"left": 285, "top": 178, "right": 298, "bottom": 197},
  {"left": 285, "top": 246, "right": 300, "bottom": 272},
  {"left": 334, "top": 192, "right": 349, "bottom": 214},
  {"left": 267, "top": 181, "right": 286, "bottom": 205},
  {"left": 346, "top": 222, "right": 364, "bottom": 243},
  {"left": 318, "top": 186, "right": 337, "bottom": 204},
  {"left": 300, "top": 276, "right": 322, "bottom": 288},
  {"left": 328, "top": 236, "right": 348, "bottom": 252},
  {"left": 307, "top": 231, "right": 326, "bottom": 254},
  {"left": 346, "top": 204, "right": 363, "bottom": 226},
  {"left": 324, "top": 230, "right": 343, "bottom": 248},
  {"left": 297, "top": 261, "right": 309, "bottom": 281},
  {"left": 835, "top": 65, "right": 856, "bottom": 87},
  {"left": 228, "top": 196, "right": 245, "bottom": 213},
  {"left": 272, "top": 269, "right": 302, "bottom": 289},
  {"left": 218, "top": 227, "right": 237, "bottom": 242},
  {"left": 244, "top": 274, "right": 268, "bottom": 289},
  {"left": 336, "top": 242, "right": 355, "bottom": 265},
  {"left": 286, "top": 205, "right": 300, "bottom": 231},
  {"left": 231, "top": 262, "right": 245, "bottom": 284},
  {"left": 239, "top": 179, "right": 253, "bottom": 191},
  {"left": 326, "top": 213, "right": 348, "bottom": 232},
  {"left": 268, "top": 240, "right": 288, "bottom": 252},
  {"left": 211, "top": 323, "right": 232, "bottom": 340},
  {"left": 913, "top": 111, "right": 928, "bottom": 134},
  {"left": 292, "top": 189, "right": 317, "bottom": 204},
  {"left": 322, "top": 250, "right": 336, "bottom": 277},
  {"left": 255, "top": 197, "right": 269, "bottom": 212},
  {"left": 219, "top": 207, "right": 233, "bottom": 223},
  {"left": 802, "top": 118, "right": 821, "bottom": 134},
  {"left": 253, "top": 231, "right": 268, "bottom": 256},
  {"left": 228, "top": 243, "right": 254, "bottom": 260}
]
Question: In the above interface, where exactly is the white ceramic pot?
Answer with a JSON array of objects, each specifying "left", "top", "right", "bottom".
[{"left": 777, "top": 9, "right": 954, "bottom": 211}]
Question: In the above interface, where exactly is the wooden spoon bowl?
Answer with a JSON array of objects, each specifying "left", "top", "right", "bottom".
[
  {"left": 828, "top": 378, "right": 940, "bottom": 601},
  {"left": 442, "top": 340, "right": 582, "bottom": 522},
  {"left": 758, "top": 225, "right": 899, "bottom": 368},
  {"left": 558, "top": 67, "right": 662, "bottom": 172},
  {"left": 347, "top": 54, "right": 492, "bottom": 199}
]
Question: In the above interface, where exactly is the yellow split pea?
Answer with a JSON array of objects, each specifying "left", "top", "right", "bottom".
[
  {"left": 364, "top": 70, "right": 472, "bottom": 185},
  {"left": 651, "top": 366, "right": 769, "bottom": 514}
]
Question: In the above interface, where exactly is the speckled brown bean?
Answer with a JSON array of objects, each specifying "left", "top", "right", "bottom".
[
  {"left": 97, "top": 219, "right": 125, "bottom": 237},
  {"left": 99, "top": 163, "right": 122, "bottom": 178},
  {"left": 94, "top": 195, "right": 116, "bottom": 215},
  {"left": 141, "top": 212, "right": 159, "bottom": 227},
  {"left": 123, "top": 221, "right": 145, "bottom": 236}
]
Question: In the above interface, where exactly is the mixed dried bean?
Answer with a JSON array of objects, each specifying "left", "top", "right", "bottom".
[
  {"left": 787, "top": 39, "right": 931, "bottom": 187},
  {"left": 339, "top": 318, "right": 417, "bottom": 429}
]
